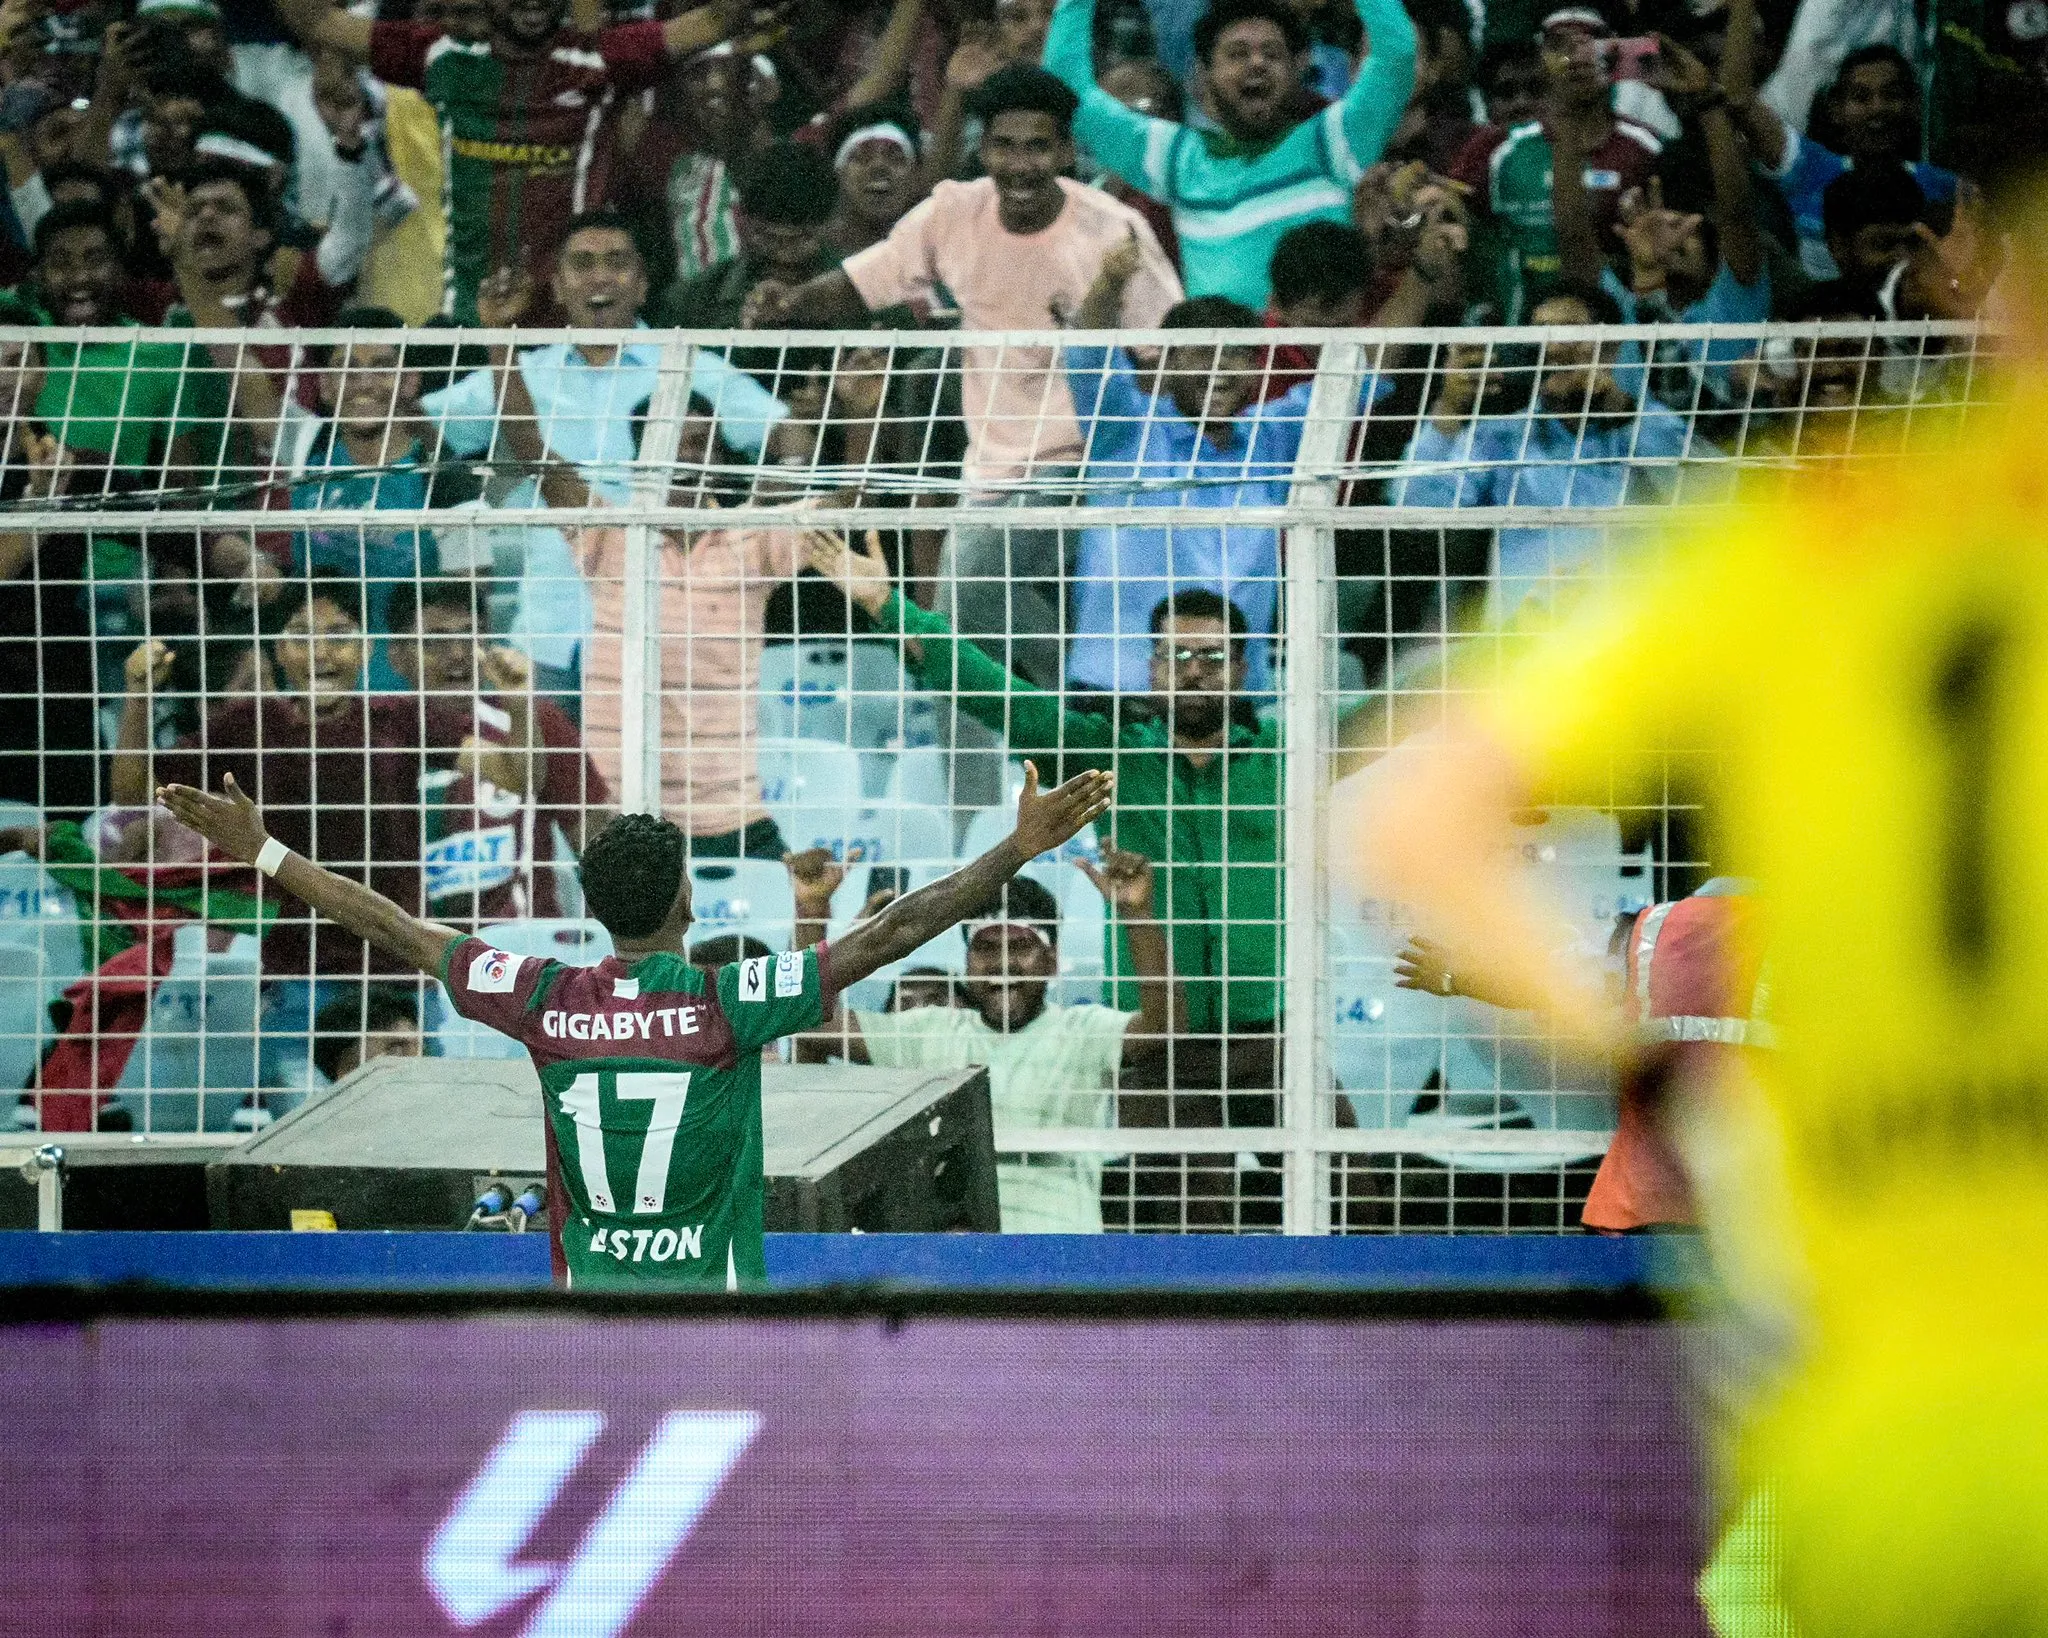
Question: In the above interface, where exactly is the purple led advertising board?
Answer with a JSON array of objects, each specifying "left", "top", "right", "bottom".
[{"left": 1, "top": 1305, "right": 1707, "bottom": 1635}]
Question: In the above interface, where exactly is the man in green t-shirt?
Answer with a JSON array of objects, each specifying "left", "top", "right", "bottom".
[
  {"left": 809, "top": 528, "right": 1283, "bottom": 1049},
  {"left": 25, "top": 203, "right": 192, "bottom": 475},
  {"left": 809, "top": 531, "right": 1287, "bottom": 1227},
  {"left": 156, "top": 760, "right": 1113, "bottom": 1289}
]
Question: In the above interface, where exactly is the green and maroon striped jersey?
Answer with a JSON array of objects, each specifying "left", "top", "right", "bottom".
[
  {"left": 439, "top": 934, "right": 834, "bottom": 1290},
  {"left": 370, "top": 20, "right": 668, "bottom": 320}
]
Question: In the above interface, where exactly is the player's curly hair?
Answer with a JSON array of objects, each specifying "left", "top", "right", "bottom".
[{"left": 578, "top": 813, "right": 688, "bottom": 940}]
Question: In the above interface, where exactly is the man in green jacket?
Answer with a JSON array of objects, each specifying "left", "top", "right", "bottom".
[{"left": 809, "top": 532, "right": 1285, "bottom": 1105}]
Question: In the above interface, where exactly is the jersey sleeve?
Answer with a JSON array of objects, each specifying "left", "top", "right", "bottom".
[
  {"left": 1771, "top": 129, "right": 1841, "bottom": 196},
  {"left": 718, "top": 944, "right": 835, "bottom": 1053},
  {"left": 438, "top": 934, "right": 558, "bottom": 1040},
  {"left": 1326, "top": 0, "right": 1417, "bottom": 184}
]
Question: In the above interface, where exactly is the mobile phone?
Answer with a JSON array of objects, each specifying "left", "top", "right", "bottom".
[{"left": 1598, "top": 35, "right": 1660, "bottom": 82}]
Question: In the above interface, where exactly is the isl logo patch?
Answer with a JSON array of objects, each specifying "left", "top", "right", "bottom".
[{"left": 468, "top": 947, "right": 526, "bottom": 994}]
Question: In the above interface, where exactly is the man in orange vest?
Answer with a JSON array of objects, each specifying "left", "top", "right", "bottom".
[{"left": 1396, "top": 882, "right": 1767, "bottom": 1232}]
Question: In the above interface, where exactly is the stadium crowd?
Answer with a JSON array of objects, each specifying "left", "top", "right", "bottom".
[{"left": 0, "top": 0, "right": 2016, "bottom": 1226}]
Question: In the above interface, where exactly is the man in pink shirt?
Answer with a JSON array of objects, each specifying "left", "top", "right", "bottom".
[
  {"left": 542, "top": 431, "right": 835, "bottom": 859},
  {"left": 755, "top": 65, "right": 1181, "bottom": 689},
  {"left": 484, "top": 320, "right": 837, "bottom": 859}
]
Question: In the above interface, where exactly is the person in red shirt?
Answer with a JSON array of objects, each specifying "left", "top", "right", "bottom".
[
  {"left": 1448, "top": 8, "right": 1662, "bottom": 318},
  {"left": 385, "top": 575, "right": 612, "bottom": 929},
  {"left": 268, "top": 0, "right": 778, "bottom": 319},
  {"left": 109, "top": 576, "right": 539, "bottom": 1085}
]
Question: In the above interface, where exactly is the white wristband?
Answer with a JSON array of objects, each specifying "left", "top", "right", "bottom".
[{"left": 254, "top": 837, "right": 289, "bottom": 878}]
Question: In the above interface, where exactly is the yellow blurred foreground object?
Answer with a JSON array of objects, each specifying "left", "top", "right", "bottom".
[{"left": 1351, "top": 376, "right": 2048, "bottom": 1634}]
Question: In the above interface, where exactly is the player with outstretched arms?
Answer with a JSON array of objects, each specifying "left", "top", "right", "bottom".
[
  {"left": 1351, "top": 138, "right": 2047, "bottom": 1634},
  {"left": 157, "top": 763, "right": 1112, "bottom": 1291}
]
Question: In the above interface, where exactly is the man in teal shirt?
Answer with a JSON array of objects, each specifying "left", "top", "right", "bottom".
[
  {"left": 1042, "top": 0, "right": 1415, "bottom": 306},
  {"left": 810, "top": 532, "right": 1284, "bottom": 1053}
]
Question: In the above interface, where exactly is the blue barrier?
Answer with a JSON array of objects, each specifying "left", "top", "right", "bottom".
[{"left": 0, "top": 1231, "right": 1684, "bottom": 1292}]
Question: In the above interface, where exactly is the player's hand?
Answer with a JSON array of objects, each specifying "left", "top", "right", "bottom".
[
  {"left": 804, "top": 527, "right": 892, "bottom": 616},
  {"left": 1010, "top": 761, "right": 1113, "bottom": 861},
  {"left": 476, "top": 265, "right": 534, "bottom": 330},
  {"left": 1393, "top": 934, "right": 1459, "bottom": 996},
  {"left": 784, "top": 846, "right": 844, "bottom": 913},
  {"left": 1078, "top": 846, "right": 1155, "bottom": 917},
  {"left": 124, "top": 637, "right": 175, "bottom": 694},
  {"left": 155, "top": 772, "right": 270, "bottom": 867}
]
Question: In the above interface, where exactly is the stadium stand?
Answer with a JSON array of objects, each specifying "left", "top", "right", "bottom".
[{"left": 0, "top": 0, "right": 2006, "bottom": 1234}]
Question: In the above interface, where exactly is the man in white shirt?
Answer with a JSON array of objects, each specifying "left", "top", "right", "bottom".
[{"left": 791, "top": 847, "right": 1180, "bottom": 1231}]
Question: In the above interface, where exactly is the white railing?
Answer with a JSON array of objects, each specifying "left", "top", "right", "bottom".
[{"left": 0, "top": 320, "right": 1998, "bottom": 1232}]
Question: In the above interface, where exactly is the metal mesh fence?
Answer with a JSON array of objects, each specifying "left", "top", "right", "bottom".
[{"left": 0, "top": 318, "right": 2000, "bottom": 1232}]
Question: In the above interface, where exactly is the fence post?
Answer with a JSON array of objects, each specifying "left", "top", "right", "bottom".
[
  {"left": 1279, "top": 337, "right": 1363, "bottom": 1235},
  {"left": 618, "top": 338, "right": 698, "bottom": 815}
]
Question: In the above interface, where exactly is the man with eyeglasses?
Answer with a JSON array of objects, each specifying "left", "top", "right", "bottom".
[{"left": 814, "top": 531, "right": 1287, "bottom": 1226}]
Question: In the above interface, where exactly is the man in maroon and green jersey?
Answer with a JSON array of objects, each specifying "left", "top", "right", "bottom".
[
  {"left": 270, "top": 0, "right": 775, "bottom": 319},
  {"left": 155, "top": 761, "right": 1114, "bottom": 1290}
]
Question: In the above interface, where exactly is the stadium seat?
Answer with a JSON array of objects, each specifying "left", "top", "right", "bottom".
[
  {"left": 880, "top": 744, "right": 955, "bottom": 814},
  {"left": 0, "top": 946, "right": 48, "bottom": 1097},
  {"left": 862, "top": 803, "right": 957, "bottom": 872},
  {"left": 686, "top": 857, "right": 795, "bottom": 953},
  {"left": 437, "top": 919, "right": 615, "bottom": 1059},
  {"left": 0, "top": 799, "right": 42, "bottom": 838},
  {"left": 757, "top": 641, "right": 940, "bottom": 752},
  {"left": 0, "top": 844, "right": 85, "bottom": 997},
  {"left": 758, "top": 739, "right": 866, "bottom": 857},
  {"left": 478, "top": 918, "right": 617, "bottom": 964},
  {"left": 1327, "top": 908, "right": 1446, "bottom": 1129},
  {"left": 106, "top": 925, "right": 263, "bottom": 1133}
]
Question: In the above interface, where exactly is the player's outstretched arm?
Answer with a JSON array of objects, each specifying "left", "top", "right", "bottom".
[
  {"left": 828, "top": 762, "right": 1113, "bottom": 990},
  {"left": 1351, "top": 726, "right": 1620, "bottom": 1051},
  {"left": 156, "top": 774, "right": 462, "bottom": 978}
]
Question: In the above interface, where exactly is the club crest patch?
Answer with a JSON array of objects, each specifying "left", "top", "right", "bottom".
[{"left": 468, "top": 947, "right": 525, "bottom": 993}]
